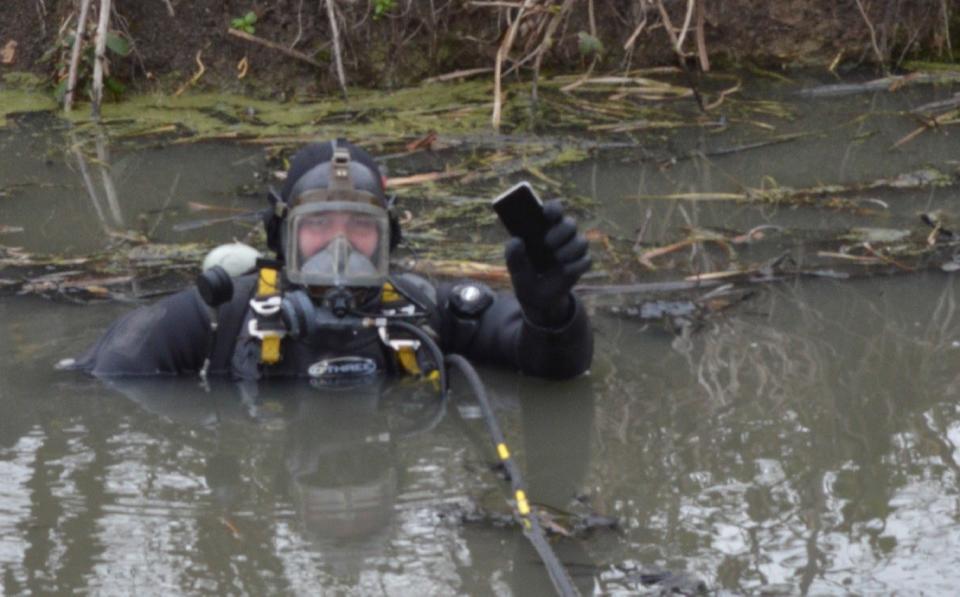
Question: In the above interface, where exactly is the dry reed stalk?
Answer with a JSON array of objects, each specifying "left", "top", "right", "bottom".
[
  {"left": 492, "top": 0, "right": 538, "bottom": 129},
  {"left": 64, "top": 0, "right": 92, "bottom": 112},
  {"left": 90, "top": 0, "right": 111, "bottom": 120},
  {"left": 324, "top": 0, "right": 348, "bottom": 99},
  {"left": 530, "top": 0, "right": 574, "bottom": 101},
  {"left": 675, "top": 0, "right": 696, "bottom": 52},
  {"left": 695, "top": 0, "right": 710, "bottom": 71}
]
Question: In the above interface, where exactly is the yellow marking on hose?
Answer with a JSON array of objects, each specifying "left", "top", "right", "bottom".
[
  {"left": 497, "top": 443, "right": 510, "bottom": 460},
  {"left": 515, "top": 490, "right": 530, "bottom": 516}
]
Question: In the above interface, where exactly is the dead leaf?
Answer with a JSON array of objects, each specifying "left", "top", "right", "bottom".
[{"left": 1, "top": 40, "right": 17, "bottom": 65}]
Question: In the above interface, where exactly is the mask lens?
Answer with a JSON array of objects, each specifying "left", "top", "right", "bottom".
[
  {"left": 286, "top": 202, "right": 390, "bottom": 288},
  {"left": 297, "top": 212, "right": 380, "bottom": 262}
]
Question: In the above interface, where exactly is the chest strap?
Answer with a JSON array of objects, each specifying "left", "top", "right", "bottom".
[
  {"left": 381, "top": 281, "right": 424, "bottom": 376},
  {"left": 250, "top": 267, "right": 285, "bottom": 364}
]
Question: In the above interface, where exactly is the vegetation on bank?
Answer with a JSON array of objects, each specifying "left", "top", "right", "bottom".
[
  {"left": 1, "top": 0, "right": 958, "bottom": 121},
  {"left": 3, "top": 1, "right": 960, "bottom": 323}
]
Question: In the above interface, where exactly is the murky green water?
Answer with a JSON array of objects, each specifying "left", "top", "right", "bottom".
[{"left": 2, "top": 74, "right": 960, "bottom": 595}]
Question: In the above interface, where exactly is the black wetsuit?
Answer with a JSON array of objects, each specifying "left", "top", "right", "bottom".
[{"left": 72, "top": 272, "right": 593, "bottom": 381}]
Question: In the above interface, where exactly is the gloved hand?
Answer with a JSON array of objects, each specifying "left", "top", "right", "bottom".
[{"left": 505, "top": 200, "right": 592, "bottom": 328}]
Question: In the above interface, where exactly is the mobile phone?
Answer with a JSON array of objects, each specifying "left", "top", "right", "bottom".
[{"left": 492, "top": 181, "right": 555, "bottom": 270}]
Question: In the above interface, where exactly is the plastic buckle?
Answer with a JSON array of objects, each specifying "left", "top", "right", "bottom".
[
  {"left": 250, "top": 295, "right": 282, "bottom": 316},
  {"left": 377, "top": 325, "right": 420, "bottom": 352},
  {"left": 248, "top": 318, "right": 284, "bottom": 340}
]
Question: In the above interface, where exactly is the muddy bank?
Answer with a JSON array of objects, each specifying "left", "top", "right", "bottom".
[{"left": 2, "top": 0, "right": 956, "bottom": 100}]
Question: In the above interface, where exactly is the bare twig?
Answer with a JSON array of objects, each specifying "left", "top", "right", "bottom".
[
  {"left": 226, "top": 28, "right": 322, "bottom": 67},
  {"left": 943, "top": 0, "right": 954, "bottom": 60},
  {"left": 623, "top": 14, "right": 648, "bottom": 52},
  {"left": 890, "top": 107, "right": 960, "bottom": 150},
  {"left": 290, "top": 0, "right": 304, "bottom": 48},
  {"left": 560, "top": 0, "right": 599, "bottom": 93},
  {"left": 161, "top": 0, "right": 175, "bottom": 17},
  {"left": 853, "top": 0, "right": 886, "bottom": 71},
  {"left": 324, "top": 0, "right": 349, "bottom": 99},
  {"left": 655, "top": 0, "right": 707, "bottom": 113},
  {"left": 695, "top": 0, "right": 710, "bottom": 72},
  {"left": 36, "top": 0, "right": 48, "bottom": 34},
  {"left": 174, "top": 50, "right": 205, "bottom": 96},
  {"left": 492, "top": 0, "right": 537, "bottom": 129},
  {"left": 531, "top": 0, "right": 574, "bottom": 102},
  {"left": 64, "top": 0, "right": 93, "bottom": 112},
  {"left": 90, "top": 0, "right": 111, "bottom": 120},
  {"left": 675, "top": 0, "right": 695, "bottom": 53},
  {"left": 423, "top": 67, "right": 493, "bottom": 84}
]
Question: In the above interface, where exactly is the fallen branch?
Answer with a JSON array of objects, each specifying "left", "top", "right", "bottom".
[
  {"left": 422, "top": 67, "right": 493, "bottom": 84},
  {"left": 226, "top": 28, "right": 322, "bottom": 68},
  {"left": 402, "top": 258, "right": 509, "bottom": 284},
  {"left": 629, "top": 192, "right": 747, "bottom": 202},
  {"left": 890, "top": 107, "right": 960, "bottom": 150},
  {"left": 386, "top": 170, "right": 466, "bottom": 188},
  {"left": 796, "top": 72, "right": 960, "bottom": 97}
]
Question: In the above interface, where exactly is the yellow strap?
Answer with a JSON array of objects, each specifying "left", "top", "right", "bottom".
[
  {"left": 261, "top": 336, "right": 281, "bottom": 364},
  {"left": 397, "top": 346, "right": 422, "bottom": 375},
  {"left": 256, "top": 268, "right": 281, "bottom": 365},
  {"left": 257, "top": 267, "right": 278, "bottom": 297},
  {"left": 381, "top": 281, "right": 401, "bottom": 303}
]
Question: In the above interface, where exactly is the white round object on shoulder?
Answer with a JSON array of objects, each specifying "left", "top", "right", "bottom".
[{"left": 202, "top": 242, "right": 261, "bottom": 276}]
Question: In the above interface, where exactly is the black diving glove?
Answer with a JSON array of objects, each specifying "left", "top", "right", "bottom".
[{"left": 505, "top": 199, "right": 592, "bottom": 328}]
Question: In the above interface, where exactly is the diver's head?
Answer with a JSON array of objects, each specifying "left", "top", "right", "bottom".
[{"left": 269, "top": 139, "right": 393, "bottom": 290}]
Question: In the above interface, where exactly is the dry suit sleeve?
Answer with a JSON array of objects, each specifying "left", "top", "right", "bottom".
[
  {"left": 436, "top": 282, "right": 593, "bottom": 380},
  {"left": 72, "top": 287, "right": 212, "bottom": 377}
]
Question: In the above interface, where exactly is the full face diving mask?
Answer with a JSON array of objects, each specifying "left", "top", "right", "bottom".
[{"left": 283, "top": 149, "right": 390, "bottom": 290}]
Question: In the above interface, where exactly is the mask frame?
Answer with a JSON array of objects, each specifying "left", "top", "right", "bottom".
[{"left": 284, "top": 196, "right": 390, "bottom": 288}]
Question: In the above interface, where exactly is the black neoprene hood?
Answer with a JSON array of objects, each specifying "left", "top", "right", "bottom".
[
  {"left": 267, "top": 139, "right": 388, "bottom": 259},
  {"left": 281, "top": 140, "right": 386, "bottom": 205}
]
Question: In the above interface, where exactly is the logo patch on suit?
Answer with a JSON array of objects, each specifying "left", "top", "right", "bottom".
[{"left": 307, "top": 356, "right": 378, "bottom": 386}]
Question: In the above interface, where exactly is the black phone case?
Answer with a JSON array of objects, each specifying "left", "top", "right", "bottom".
[{"left": 492, "top": 182, "right": 555, "bottom": 270}]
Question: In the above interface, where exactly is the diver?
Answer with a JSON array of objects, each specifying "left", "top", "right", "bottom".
[{"left": 66, "top": 139, "right": 594, "bottom": 383}]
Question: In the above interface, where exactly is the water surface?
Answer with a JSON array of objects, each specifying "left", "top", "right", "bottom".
[{"left": 2, "top": 75, "right": 960, "bottom": 595}]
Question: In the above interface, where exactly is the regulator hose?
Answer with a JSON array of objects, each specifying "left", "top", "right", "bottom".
[
  {"left": 444, "top": 354, "right": 580, "bottom": 597},
  {"left": 383, "top": 321, "right": 578, "bottom": 596}
]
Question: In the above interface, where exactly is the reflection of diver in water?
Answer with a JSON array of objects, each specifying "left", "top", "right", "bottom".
[
  {"left": 105, "top": 377, "right": 442, "bottom": 569},
  {"left": 103, "top": 374, "right": 599, "bottom": 593}
]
